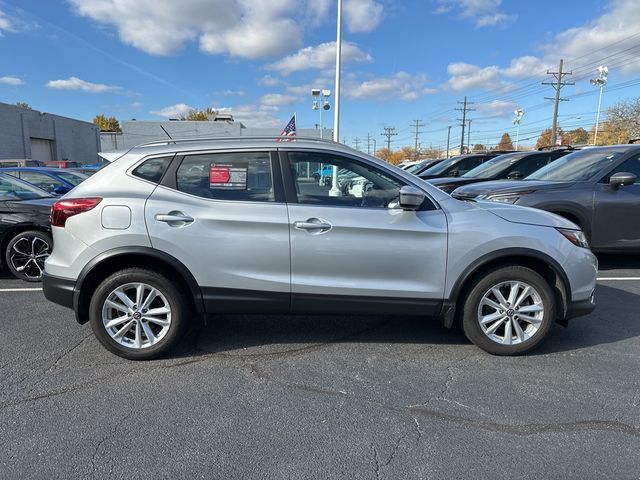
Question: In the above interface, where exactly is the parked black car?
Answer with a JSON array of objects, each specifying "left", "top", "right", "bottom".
[
  {"left": 452, "top": 145, "right": 640, "bottom": 252},
  {"left": 0, "top": 173, "right": 55, "bottom": 281},
  {"left": 404, "top": 158, "right": 446, "bottom": 175},
  {"left": 428, "top": 149, "right": 572, "bottom": 193},
  {"left": 418, "top": 152, "right": 513, "bottom": 180}
]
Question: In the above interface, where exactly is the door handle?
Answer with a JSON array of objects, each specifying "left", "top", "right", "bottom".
[
  {"left": 155, "top": 211, "right": 194, "bottom": 225},
  {"left": 294, "top": 218, "right": 332, "bottom": 233}
]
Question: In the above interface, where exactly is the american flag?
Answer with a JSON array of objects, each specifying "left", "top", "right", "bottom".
[{"left": 278, "top": 114, "right": 296, "bottom": 142}]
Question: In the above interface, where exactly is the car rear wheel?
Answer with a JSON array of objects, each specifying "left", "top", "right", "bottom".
[
  {"left": 461, "top": 265, "right": 555, "bottom": 355},
  {"left": 89, "top": 268, "right": 189, "bottom": 360},
  {"left": 5, "top": 230, "right": 52, "bottom": 282}
]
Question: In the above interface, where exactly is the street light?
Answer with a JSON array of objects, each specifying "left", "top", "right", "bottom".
[
  {"left": 512, "top": 108, "right": 524, "bottom": 150},
  {"left": 590, "top": 65, "right": 608, "bottom": 145},
  {"left": 329, "top": 0, "right": 343, "bottom": 197},
  {"left": 311, "top": 89, "right": 331, "bottom": 139}
]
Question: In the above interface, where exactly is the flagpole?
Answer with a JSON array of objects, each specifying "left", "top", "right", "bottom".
[{"left": 329, "top": 0, "right": 342, "bottom": 197}]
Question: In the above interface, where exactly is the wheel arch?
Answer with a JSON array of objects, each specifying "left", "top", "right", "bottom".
[
  {"left": 73, "top": 247, "right": 204, "bottom": 325},
  {"left": 443, "top": 248, "right": 570, "bottom": 328}
]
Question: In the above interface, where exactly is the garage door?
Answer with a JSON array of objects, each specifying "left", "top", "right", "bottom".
[{"left": 30, "top": 138, "right": 53, "bottom": 161}]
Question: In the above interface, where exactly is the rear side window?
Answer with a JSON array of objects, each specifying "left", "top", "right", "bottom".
[
  {"left": 176, "top": 152, "right": 274, "bottom": 202},
  {"left": 132, "top": 156, "right": 172, "bottom": 183},
  {"left": 508, "top": 154, "right": 550, "bottom": 178}
]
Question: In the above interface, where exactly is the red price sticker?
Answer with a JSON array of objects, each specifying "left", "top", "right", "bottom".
[{"left": 209, "top": 166, "right": 230, "bottom": 184}]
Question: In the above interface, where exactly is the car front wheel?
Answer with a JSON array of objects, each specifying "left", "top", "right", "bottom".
[
  {"left": 461, "top": 265, "right": 555, "bottom": 355},
  {"left": 89, "top": 268, "right": 189, "bottom": 360}
]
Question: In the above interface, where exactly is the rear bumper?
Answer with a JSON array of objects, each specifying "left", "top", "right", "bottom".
[{"left": 42, "top": 272, "right": 75, "bottom": 310}]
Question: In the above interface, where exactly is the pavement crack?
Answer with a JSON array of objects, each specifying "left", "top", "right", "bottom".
[
  {"left": 89, "top": 407, "right": 133, "bottom": 478},
  {"left": 371, "top": 445, "right": 381, "bottom": 480},
  {"left": 47, "top": 332, "right": 93, "bottom": 372}
]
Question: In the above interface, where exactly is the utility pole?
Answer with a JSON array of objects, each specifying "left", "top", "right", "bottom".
[
  {"left": 411, "top": 119, "right": 425, "bottom": 160},
  {"left": 353, "top": 137, "right": 361, "bottom": 150},
  {"left": 381, "top": 127, "right": 397, "bottom": 151},
  {"left": 366, "top": 133, "right": 372, "bottom": 154},
  {"left": 467, "top": 119, "right": 472, "bottom": 151},
  {"left": 543, "top": 59, "right": 574, "bottom": 146},
  {"left": 455, "top": 96, "right": 475, "bottom": 154},
  {"left": 446, "top": 126, "right": 452, "bottom": 158}
]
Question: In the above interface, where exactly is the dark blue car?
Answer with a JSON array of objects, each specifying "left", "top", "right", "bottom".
[{"left": 0, "top": 167, "right": 88, "bottom": 195}]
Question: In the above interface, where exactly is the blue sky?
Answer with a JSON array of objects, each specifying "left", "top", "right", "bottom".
[{"left": 1, "top": 0, "right": 639, "bottom": 150}]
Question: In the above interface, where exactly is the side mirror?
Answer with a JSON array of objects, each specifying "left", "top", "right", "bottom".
[
  {"left": 507, "top": 171, "right": 524, "bottom": 180},
  {"left": 610, "top": 172, "right": 637, "bottom": 190},
  {"left": 53, "top": 186, "right": 71, "bottom": 195},
  {"left": 398, "top": 186, "right": 425, "bottom": 210}
]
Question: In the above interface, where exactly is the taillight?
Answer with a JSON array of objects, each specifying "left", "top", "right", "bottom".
[{"left": 50, "top": 198, "right": 102, "bottom": 227}]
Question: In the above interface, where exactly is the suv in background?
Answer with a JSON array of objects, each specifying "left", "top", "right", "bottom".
[
  {"left": 43, "top": 137, "right": 596, "bottom": 360},
  {"left": 452, "top": 145, "right": 640, "bottom": 252},
  {"left": 429, "top": 149, "right": 573, "bottom": 193}
]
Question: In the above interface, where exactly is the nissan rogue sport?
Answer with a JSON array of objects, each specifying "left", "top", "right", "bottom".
[{"left": 42, "top": 137, "right": 597, "bottom": 360}]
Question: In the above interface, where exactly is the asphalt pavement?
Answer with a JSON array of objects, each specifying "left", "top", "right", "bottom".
[{"left": 0, "top": 255, "right": 639, "bottom": 479}]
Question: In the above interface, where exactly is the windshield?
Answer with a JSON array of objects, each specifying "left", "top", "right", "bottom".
[
  {"left": 526, "top": 148, "right": 627, "bottom": 181},
  {"left": 421, "top": 156, "right": 464, "bottom": 175},
  {"left": 55, "top": 170, "right": 88, "bottom": 185},
  {"left": 0, "top": 173, "right": 53, "bottom": 200},
  {"left": 462, "top": 152, "right": 528, "bottom": 179}
]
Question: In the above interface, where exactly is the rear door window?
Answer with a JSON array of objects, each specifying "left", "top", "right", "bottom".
[{"left": 176, "top": 152, "right": 274, "bottom": 202}]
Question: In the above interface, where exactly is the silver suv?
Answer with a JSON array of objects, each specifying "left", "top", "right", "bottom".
[{"left": 42, "top": 137, "right": 597, "bottom": 359}]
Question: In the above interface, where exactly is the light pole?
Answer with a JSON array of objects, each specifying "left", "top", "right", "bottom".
[
  {"left": 512, "top": 108, "right": 524, "bottom": 150},
  {"left": 311, "top": 89, "right": 331, "bottom": 139},
  {"left": 590, "top": 65, "right": 608, "bottom": 145},
  {"left": 329, "top": 0, "right": 343, "bottom": 197}
]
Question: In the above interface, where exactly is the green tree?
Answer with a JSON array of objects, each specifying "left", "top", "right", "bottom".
[
  {"left": 181, "top": 107, "right": 217, "bottom": 121},
  {"left": 604, "top": 97, "right": 640, "bottom": 140},
  {"left": 472, "top": 143, "right": 486, "bottom": 152},
  {"left": 564, "top": 127, "right": 589, "bottom": 145},
  {"left": 93, "top": 114, "right": 121, "bottom": 132},
  {"left": 589, "top": 121, "right": 629, "bottom": 146},
  {"left": 15, "top": 102, "right": 31, "bottom": 109},
  {"left": 497, "top": 133, "right": 514, "bottom": 150}
]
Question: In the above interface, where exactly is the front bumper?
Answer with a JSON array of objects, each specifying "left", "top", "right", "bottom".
[{"left": 42, "top": 272, "right": 75, "bottom": 310}]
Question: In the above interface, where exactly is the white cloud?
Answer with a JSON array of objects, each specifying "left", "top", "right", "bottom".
[
  {"left": 0, "top": 9, "right": 14, "bottom": 33},
  {"left": 444, "top": 62, "right": 510, "bottom": 92},
  {"left": 258, "top": 75, "right": 287, "bottom": 87},
  {"left": 214, "top": 89, "right": 246, "bottom": 97},
  {"left": 217, "top": 104, "right": 283, "bottom": 128},
  {"left": 345, "top": 72, "right": 435, "bottom": 101},
  {"left": 0, "top": 76, "right": 24, "bottom": 86},
  {"left": 150, "top": 103, "right": 194, "bottom": 118},
  {"left": 46, "top": 76, "right": 122, "bottom": 93},
  {"left": 434, "top": 0, "right": 517, "bottom": 28},
  {"left": 259, "top": 93, "right": 299, "bottom": 106},
  {"left": 267, "top": 41, "right": 373, "bottom": 75},
  {"left": 344, "top": 0, "right": 384, "bottom": 33},
  {"left": 70, "top": 0, "right": 300, "bottom": 59},
  {"left": 475, "top": 100, "right": 518, "bottom": 118}
]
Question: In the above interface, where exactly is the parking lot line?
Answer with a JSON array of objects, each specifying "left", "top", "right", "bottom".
[
  {"left": 0, "top": 288, "right": 43, "bottom": 292},
  {"left": 597, "top": 277, "right": 640, "bottom": 281}
]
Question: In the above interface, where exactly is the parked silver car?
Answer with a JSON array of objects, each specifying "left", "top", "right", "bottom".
[{"left": 42, "top": 137, "right": 597, "bottom": 359}]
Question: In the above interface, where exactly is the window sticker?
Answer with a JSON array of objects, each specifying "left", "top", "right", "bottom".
[{"left": 209, "top": 164, "right": 247, "bottom": 189}]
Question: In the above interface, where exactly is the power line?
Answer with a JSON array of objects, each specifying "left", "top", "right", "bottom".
[
  {"left": 410, "top": 119, "right": 425, "bottom": 159},
  {"left": 381, "top": 127, "right": 398, "bottom": 150},
  {"left": 542, "top": 59, "right": 574, "bottom": 146},
  {"left": 455, "top": 96, "right": 475, "bottom": 153}
]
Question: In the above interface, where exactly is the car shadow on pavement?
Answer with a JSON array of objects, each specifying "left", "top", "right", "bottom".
[
  {"left": 182, "top": 314, "right": 469, "bottom": 358},
  {"left": 179, "top": 283, "right": 639, "bottom": 358},
  {"left": 535, "top": 284, "right": 640, "bottom": 355}
]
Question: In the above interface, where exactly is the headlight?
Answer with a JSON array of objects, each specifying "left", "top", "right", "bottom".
[
  {"left": 484, "top": 189, "right": 535, "bottom": 204},
  {"left": 557, "top": 228, "right": 590, "bottom": 249}
]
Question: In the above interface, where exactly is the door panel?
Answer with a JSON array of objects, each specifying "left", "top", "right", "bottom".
[
  {"left": 144, "top": 151, "right": 291, "bottom": 313},
  {"left": 593, "top": 155, "right": 640, "bottom": 250},
  {"left": 284, "top": 150, "right": 448, "bottom": 314}
]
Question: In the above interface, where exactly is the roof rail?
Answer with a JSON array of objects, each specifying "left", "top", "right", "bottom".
[{"left": 135, "top": 135, "right": 339, "bottom": 148}]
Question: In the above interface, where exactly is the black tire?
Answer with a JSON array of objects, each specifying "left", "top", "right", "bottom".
[
  {"left": 460, "top": 265, "right": 555, "bottom": 356},
  {"left": 89, "top": 268, "right": 190, "bottom": 360},
  {"left": 4, "top": 230, "right": 52, "bottom": 282}
]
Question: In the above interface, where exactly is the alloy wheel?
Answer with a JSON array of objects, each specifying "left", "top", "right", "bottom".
[
  {"left": 101, "top": 282, "right": 172, "bottom": 349},
  {"left": 9, "top": 235, "right": 50, "bottom": 280},
  {"left": 477, "top": 280, "right": 544, "bottom": 345}
]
